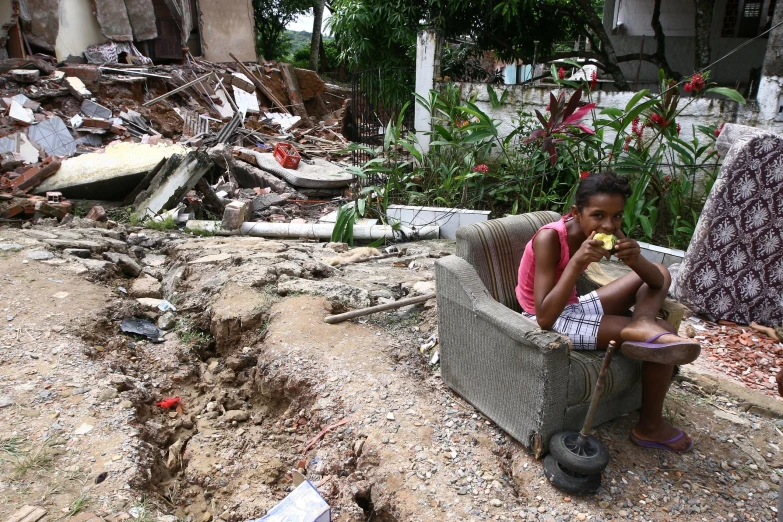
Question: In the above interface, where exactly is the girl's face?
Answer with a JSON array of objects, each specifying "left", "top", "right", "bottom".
[{"left": 571, "top": 193, "right": 625, "bottom": 237}]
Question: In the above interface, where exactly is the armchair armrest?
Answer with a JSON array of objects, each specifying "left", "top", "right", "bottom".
[{"left": 435, "top": 255, "right": 572, "bottom": 452}]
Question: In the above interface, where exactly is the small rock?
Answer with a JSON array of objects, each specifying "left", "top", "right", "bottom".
[
  {"left": 136, "top": 298, "right": 164, "bottom": 310},
  {"left": 223, "top": 410, "right": 250, "bottom": 423},
  {"left": 0, "top": 243, "right": 23, "bottom": 252},
  {"left": 157, "top": 312, "right": 176, "bottom": 330},
  {"left": 73, "top": 423, "right": 94, "bottom": 435},
  {"left": 770, "top": 472, "right": 780, "bottom": 484},
  {"left": 598, "top": 501, "right": 610, "bottom": 509},
  {"left": 98, "top": 389, "right": 119, "bottom": 402},
  {"left": 200, "top": 513, "right": 212, "bottom": 522},
  {"left": 489, "top": 499, "right": 502, "bottom": 507},
  {"left": 120, "top": 400, "right": 134, "bottom": 409},
  {"left": 353, "top": 439, "right": 365, "bottom": 457},
  {"left": 0, "top": 396, "right": 12, "bottom": 409},
  {"left": 758, "top": 480, "right": 771, "bottom": 492},
  {"left": 386, "top": 412, "right": 395, "bottom": 421},
  {"left": 27, "top": 250, "right": 54, "bottom": 261},
  {"left": 576, "top": 514, "right": 587, "bottom": 521}
]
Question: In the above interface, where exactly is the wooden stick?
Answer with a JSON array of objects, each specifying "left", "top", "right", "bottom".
[
  {"left": 143, "top": 72, "right": 214, "bottom": 106},
  {"left": 229, "top": 53, "right": 290, "bottom": 114},
  {"left": 324, "top": 293, "right": 435, "bottom": 324}
]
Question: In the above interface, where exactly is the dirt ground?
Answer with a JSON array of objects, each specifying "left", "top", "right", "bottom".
[{"left": 1, "top": 224, "right": 782, "bottom": 522}]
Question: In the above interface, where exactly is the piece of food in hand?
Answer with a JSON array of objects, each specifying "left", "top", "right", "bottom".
[{"left": 593, "top": 233, "right": 617, "bottom": 251}]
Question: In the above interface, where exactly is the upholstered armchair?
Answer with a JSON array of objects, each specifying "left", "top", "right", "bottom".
[{"left": 435, "top": 211, "right": 645, "bottom": 457}]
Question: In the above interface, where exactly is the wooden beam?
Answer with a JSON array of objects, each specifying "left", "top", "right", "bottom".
[
  {"left": 229, "top": 53, "right": 290, "bottom": 114},
  {"left": 280, "top": 63, "right": 311, "bottom": 125}
]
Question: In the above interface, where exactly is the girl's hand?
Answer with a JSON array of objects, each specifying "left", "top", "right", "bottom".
[
  {"left": 614, "top": 229, "right": 641, "bottom": 266},
  {"left": 573, "top": 231, "right": 610, "bottom": 268}
]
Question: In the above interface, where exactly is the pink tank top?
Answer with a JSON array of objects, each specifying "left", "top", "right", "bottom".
[{"left": 515, "top": 216, "right": 579, "bottom": 314}]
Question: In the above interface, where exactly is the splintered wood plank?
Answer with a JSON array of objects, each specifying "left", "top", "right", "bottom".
[{"left": 5, "top": 505, "right": 47, "bottom": 522}]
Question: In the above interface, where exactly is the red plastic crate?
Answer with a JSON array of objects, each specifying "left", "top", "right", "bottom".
[{"left": 273, "top": 143, "right": 301, "bottom": 169}]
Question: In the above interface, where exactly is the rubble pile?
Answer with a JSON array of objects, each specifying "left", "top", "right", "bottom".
[{"left": 0, "top": 56, "right": 355, "bottom": 229}]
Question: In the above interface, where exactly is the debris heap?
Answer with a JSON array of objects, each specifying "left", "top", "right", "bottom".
[{"left": 0, "top": 56, "right": 356, "bottom": 229}]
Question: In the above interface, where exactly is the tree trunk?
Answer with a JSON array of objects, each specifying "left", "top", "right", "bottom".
[
  {"left": 572, "top": 0, "right": 630, "bottom": 90},
  {"left": 694, "top": 0, "right": 715, "bottom": 70},
  {"left": 309, "top": 0, "right": 325, "bottom": 71},
  {"left": 650, "top": 0, "right": 681, "bottom": 79}
]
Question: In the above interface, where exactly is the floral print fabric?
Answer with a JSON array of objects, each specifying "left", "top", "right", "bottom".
[{"left": 676, "top": 132, "right": 783, "bottom": 326}]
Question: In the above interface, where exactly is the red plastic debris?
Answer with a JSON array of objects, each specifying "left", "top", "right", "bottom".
[{"left": 155, "top": 397, "right": 182, "bottom": 409}]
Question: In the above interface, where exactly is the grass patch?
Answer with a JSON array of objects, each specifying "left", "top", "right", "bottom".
[
  {"left": 144, "top": 216, "right": 178, "bottom": 231},
  {"left": 129, "top": 497, "right": 157, "bottom": 522},
  {"left": 187, "top": 224, "right": 216, "bottom": 237},
  {"left": 176, "top": 319, "right": 214, "bottom": 347},
  {"left": 67, "top": 493, "right": 91, "bottom": 517},
  {"left": 11, "top": 437, "right": 62, "bottom": 478},
  {"left": 0, "top": 437, "right": 23, "bottom": 457}
]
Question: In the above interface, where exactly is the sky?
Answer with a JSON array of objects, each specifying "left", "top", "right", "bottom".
[{"left": 286, "top": 8, "right": 332, "bottom": 35}]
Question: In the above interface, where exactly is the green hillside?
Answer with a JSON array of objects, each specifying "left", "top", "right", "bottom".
[{"left": 285, "top": 30, "right": 334, "bottom": 55}]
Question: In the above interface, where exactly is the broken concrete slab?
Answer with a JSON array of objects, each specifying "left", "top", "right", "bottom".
[
  {"left": 93, "top": 0, "right": 133, "bottom": 41},
  {"left": 65, "top": 76, "right": 91, "bottom": 100},
  {"left": 235, "top": 147, "right": 353, "bottom": 188},
  {"left": 133, "top": 151, "right": 213, "bottom": 218},
  {"left": 130, "top": 273, "right": 162, "bottom": 298},
  {"left": 253, "top": 193, "right": 286, "bottom": 212},
  {"left": 189, "top": 253, "right": 232, "bottom": 265},
  {"left": 42, "top": 238, "right": 106, "bottom": 252},
  {"left": 34, "top": 142, "right": 187, "bottom": 200},
  {"left": 11, "top": 69, "right": 40, "bottom": 83},
  {"left": 123, "top": 0, "right": 158, "bottom": 41},
  {"left": 103, "top": 252, "right": 142, "bottom": 277},
  {"left": 28, "top": 117, "right": 76, "bottom": 158},
  {"left": 276, "top": 275, "right": 371, "bottom": 309}
]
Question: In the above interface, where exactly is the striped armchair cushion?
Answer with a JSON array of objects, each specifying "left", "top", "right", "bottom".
[{"left": 456, "top": 211, "right": 561, "bottom": 311}]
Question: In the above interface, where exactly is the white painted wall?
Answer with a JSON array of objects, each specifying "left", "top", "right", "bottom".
[
  {"left": 448, "top": 82, "right": 779, "bottom": 145},
  {"left": 603, "top": 0, "right": 769, "bottom": 86},
  {"left": 54, "top": 0, "right": 105, "bottom": 61}
]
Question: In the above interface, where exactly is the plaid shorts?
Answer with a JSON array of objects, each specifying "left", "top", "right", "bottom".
[{"left": 522, "top": 291, "right": 604, "bottom": 350}]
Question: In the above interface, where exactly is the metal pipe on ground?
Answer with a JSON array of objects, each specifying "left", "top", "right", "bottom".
[{"left": 184, "top": 220, "right": 439, "bottom": 240}]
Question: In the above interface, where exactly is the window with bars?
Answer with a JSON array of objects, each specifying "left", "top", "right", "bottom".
[{"left": 721, "top": 0, "right": 776, "bottom": 37}]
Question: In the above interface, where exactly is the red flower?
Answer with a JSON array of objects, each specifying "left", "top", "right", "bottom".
[
  {"left": 684, "top": 82, "right": 692, "bottom": 93},
  {"left": 664, "top": 175, "right": 672, "bottom": 183},
  {"left": 558, "top": 67, "right": 565, "bottom": 80},
  {"left": 472, "top": 164, "right": 489, "bottom": 173},
  {"left": 545, "top": 104, "right": 551, "bottom": 112},
  {"left": 650, "top": 113, "right": 665, "bottom": 127},
  {"left": 631, "top": 116, "right": 640, "bottom": 135},
  {"left": 676, "top": 123, "right": 681, "bottom": 135},
  {"left": 689, "top": 73, "right": 705, "bottom": 92},
  {"left": 623, "top": 135, "right": 632, "bottom": 151},
  {"left": 580, "top": 171, "right": 590, "bottom": 179},
  {"left": 714, "top": 123, "right": 725, "bottom": 137},
  {"left": 590, "top": 70, "right": 597, "bottom": 90}
]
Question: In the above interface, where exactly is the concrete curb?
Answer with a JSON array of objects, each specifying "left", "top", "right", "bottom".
[{"left": 677, "top": 367, "right": 783, "bottom": 419}]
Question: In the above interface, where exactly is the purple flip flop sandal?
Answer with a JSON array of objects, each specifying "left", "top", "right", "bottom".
[
  {"left": 630, "top": 428, "right": 693, "bottom": 453},
  {"left": 620, "top": 332, "right": 701, "bottom": 365}
]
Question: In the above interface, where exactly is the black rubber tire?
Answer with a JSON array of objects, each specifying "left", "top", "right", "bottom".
[
  {"left": 543, "top": 454, "right": 602, "bottom": 495},
  {"left": 549, "top": 431, "right": 610, "bottom": 475}
]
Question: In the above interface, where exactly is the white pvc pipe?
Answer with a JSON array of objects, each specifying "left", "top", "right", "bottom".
[{"left": 185, "top": 220, "right": 440, "bottom": 240}]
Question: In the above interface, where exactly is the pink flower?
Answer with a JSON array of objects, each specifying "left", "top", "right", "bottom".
[
  {"left": 472, "top": 164, "right": 489, "bottom": 173},
  {"left": 664, "top": 175, "right": 672, "bottom": 183},
  {"left": 558, "top": 67, "right": 565, "bottom": 80},
  {"left": 580, "top": 171, "right": 590, "bottom": 179},
  {"left": 590, "top": 70, "right": 597, "bottom": 90},
  {"left": 631, "top": 117, "right": 640, "bottom": 135},
  {"left": 714, "top": 123, "right": 725, "bottom": 137},
  {"left": 676, "top": 123, "right": 681, "bottom": 135}
]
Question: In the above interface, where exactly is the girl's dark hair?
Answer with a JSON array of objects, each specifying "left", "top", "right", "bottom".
[{"left": 574, "top": 171, "right": 632, "bottom": 210}]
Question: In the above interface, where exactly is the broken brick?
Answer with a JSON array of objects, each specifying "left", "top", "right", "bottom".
[
  {"left": 86, "top": 205, "right": 107, "bottom": 222},
  {"left": 8, "top": 160, "right": 61, "bottom": 192}
]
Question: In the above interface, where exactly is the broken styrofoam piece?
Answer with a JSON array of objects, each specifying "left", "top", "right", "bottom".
[
  {"left": 81, "top": 99, "right": 112, "bottom": 119},
  {"left": 184, "top": 220, "right": 439, "bottom": 240},
  {"left": 263, "top": 111, "right": 300, "bottom": 131},
  {"left": 213, "top": 88, "right": 235, "bottom": 119},
  {"left": 70, "top": 115, "right": 84, "bottom": 128},
  {"left": 28, "top": 117, "right": 77, "bottom": 158},
  {"left": 9, "top": 100, "right": 33, "bottom": 124},
  {"left": 133, "top": 151, "right": 214, "bottom": 218},
  {"left": 34, "top": 142, "right": 188, "bottom": 199}
]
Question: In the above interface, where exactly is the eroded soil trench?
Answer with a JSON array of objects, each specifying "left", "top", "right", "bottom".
[{"left": 81, "top": 235, "right": 526, "bottom": 521}]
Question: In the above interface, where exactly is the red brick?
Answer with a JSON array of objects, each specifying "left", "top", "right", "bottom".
[{"left": 58, "top": 65, "right": 102, "bottom": 84}]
